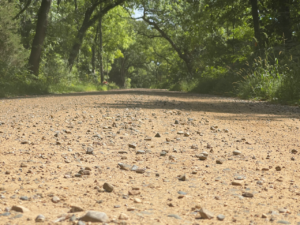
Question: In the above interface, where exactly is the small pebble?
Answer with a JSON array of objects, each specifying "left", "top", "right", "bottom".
[
  {"left": 217, "top": 214, "right": 225, "bottom": 221},
  {"left": 178, "top": 174, "right": 188, "bottom": 181},
  {"left": 277, "top": 221, "right": 291, "bottom": 224},
  {"left": 232, "top": 180, "right": 243, "bottom": 186},
  {"left": 233, "top": 150, "right": 241, "bottom": 155},
  {"left": 86, "top": 147, "right": 94, "bottom": 154},
  {"left": 168, "top": 214, "right": 181, "bottom": 219},
  {"left": 35, "top": 214, "right": 45, "bottom": 222},
  {"left": 242, "top": 192, "right": 254, "bottom": 198},
  {"left": 52, "top": 196, "right": 60, "bottom": 203},
  {"left": 103, "top": 183, "right": 114, "bottom": 192},
  {"left": 119, "top": 213, "right": 129, "bottom": 220},
  {"left": 134, "top": 198, "right": 142, "bottom": 203},
  {"left": 216, "top": 159, "right": 225, "bottom": 164},
  {"left": 20, "top": 196, "right": 29, "bottom": 201}
]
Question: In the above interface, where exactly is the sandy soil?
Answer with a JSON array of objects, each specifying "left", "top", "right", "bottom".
[{"left": 0, "top": 89, "right": 300, "bottom": 225}]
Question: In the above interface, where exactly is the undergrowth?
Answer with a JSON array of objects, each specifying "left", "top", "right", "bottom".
[
  {"left": 170, "top": 49, "right": 300, "bottom": 105},
  {"left": 0, "top": 80, "right": 119, "bottom": 98},
  {"left": 48, "top": 82, "right": 119, "bottom": 94}
]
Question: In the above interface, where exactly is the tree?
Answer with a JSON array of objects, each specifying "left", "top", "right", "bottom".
[
  {"left": 2, "top": 0, "right": 300, "bottom": 101},
  {"left": 28, "top": 0, "right": 52, "bottom": 76},
  {"left": 68, "top": 0, "right": 126, "bottom": 70},
  {"left": 250, "top": 0, "right": 261, "bottom": 47},
  {"left": 277, "top": 0, "right": 292, "bottom": 46},
  {"left": 139, "top": 1, "right": 198, "bottom": 77},
  {"left": 99, "top": 6, "right": 104, "bottom": 82},
  {"left": 91, "top": 27, "right": 98, "bottom": 75}
]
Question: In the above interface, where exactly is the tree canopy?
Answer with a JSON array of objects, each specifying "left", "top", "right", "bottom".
[{"left": 0, "top": 0, "right": 300, "bottom": 103}]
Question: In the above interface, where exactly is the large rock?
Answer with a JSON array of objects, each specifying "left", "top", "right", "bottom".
[
  {"left": 79, "top": 211, "right": 108, "bottom": 222},
  {"left": 199, "top": 208, "right": 214, "bottom": 219},
  {"left": 11, "top": 205, "right": 30, "bottom": 213}
]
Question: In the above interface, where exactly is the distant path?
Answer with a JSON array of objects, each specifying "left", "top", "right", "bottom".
[{"left": 1, "top": 88, "right": 299, "bottom": 118}]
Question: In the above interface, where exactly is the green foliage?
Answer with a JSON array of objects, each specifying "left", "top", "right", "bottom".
[
  {"left": 1, "top": 0, "right": 300, "bottom": 105},
  {"left": 235, "top": 48, "right": 300, "bottom": 103},
  {"left": 191, "top": 66, "right": 236, "bottom": 95},
  {"left": 235, "top": 54, "right": 282, "bottom": 100},
  {"left": 0, "top": 77, "right": 48, "bottom": 98},
  {"left": 0, "top": 1, "right": 29, "bottom": 82},
  {"left": 169, "top": 80, "right": 197, "bottom": 92},
  {"left": 124, "top": 78, "right": 131, "bottom": 89},
  {"left": 277, "top": 47, "right": 300, "bottom": 102}
]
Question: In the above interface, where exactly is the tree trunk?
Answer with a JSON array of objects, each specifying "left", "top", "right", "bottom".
[
  {"left": 68, "top": 3, "right": 99, "bottom": 71},
  {"left": 99, "top": 6, "right": 104, "bottom": 83},
  {"left": 28, "top": 0, "right": 52, "bottom": 76},
  {"left": 250, "top": 0, "right": 260, "bottom": 47},
  {"left": 109, "top": 57, "right": 126, "bottom": 87},
  {"left": 278, "top": 0, "right": 292, "bottom": 46},
  {"left": 92, "top": 45, "right": 95, "bottom": 74},
  {"left": 74, "top": 0, "right": 77, "bottom": 10},
  {"left": 91, "top": 28, "right": 98, "bottom": 74}
]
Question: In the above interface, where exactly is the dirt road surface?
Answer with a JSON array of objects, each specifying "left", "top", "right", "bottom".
[{"left": 0, "top": 89, "right": 300, "bottom": 225}]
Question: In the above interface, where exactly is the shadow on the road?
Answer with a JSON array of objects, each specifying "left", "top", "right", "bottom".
[
  {"left": 1, "top": 89, "right": 299, "bottom": 118},
  {"left": 90, "top": 100, "right": 299, "bottom": 120},
  {"left": 1, "top": 89, "right": 197, "bottom": 100}
]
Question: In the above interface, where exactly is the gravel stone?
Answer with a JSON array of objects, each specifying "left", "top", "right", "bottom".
[
  {"left": 199, "top": 208, "right": 214, "bottom": 219},
  {"left": 35, "top": 214, "right": 45, "bottom": 222},
  {"left": 79, "top": 211, "right": 108, "bottom": 223},
  {"left": 103, "top": 183, "right": 114, "bottom": 192},
  {"left": 217, "top": 214, "right": 225, "bottom": 221}
]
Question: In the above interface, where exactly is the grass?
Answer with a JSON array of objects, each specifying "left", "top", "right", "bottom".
[
  {"left": 0, "top": 80, "right": 119, "bottom": 98},
  {"left": 48, "top": 82, "right": 119, "bottom": 94},
  {"left": 0, "top": 81, "right": 48, "bottom": 98}
]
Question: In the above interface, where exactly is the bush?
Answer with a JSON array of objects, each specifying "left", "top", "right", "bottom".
[
  {"left": 277, "top": 49, "right": 300, "bottom": 103},
  {"left": 124, "top": 78, "right": 131, "bottom": 89},
  {"left": 234, "top": 47, "right": 300, "bottom": 103},
  {"left": 169, "top": 80, "right": 197, "bottom": 92},
  {"left": 235, "top": 56, "right": 283, "bottom": 100},
  {"left": 190, "top": 66, "right": 236, "bottom": 95}
]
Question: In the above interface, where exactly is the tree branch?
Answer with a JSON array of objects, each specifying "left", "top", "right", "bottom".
[
  {"left": 136, "top": 30, "right": 162, "bottom": 39},
  {"left": 153, "top": 50, "right": 172, "bottom": 65},
  {"left": 87, "top": 0, "right": 126, "bottom": 28},
  {"left": 13, "top": 0, "right": 32, "bottom": 20},
  {"left": 142, "top": 12, "right": 187, "bottom": 64}
]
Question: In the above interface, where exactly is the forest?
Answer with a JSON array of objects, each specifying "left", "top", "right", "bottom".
[{"left": 0, "top": 0, "right": 300, "bottom": 104}]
